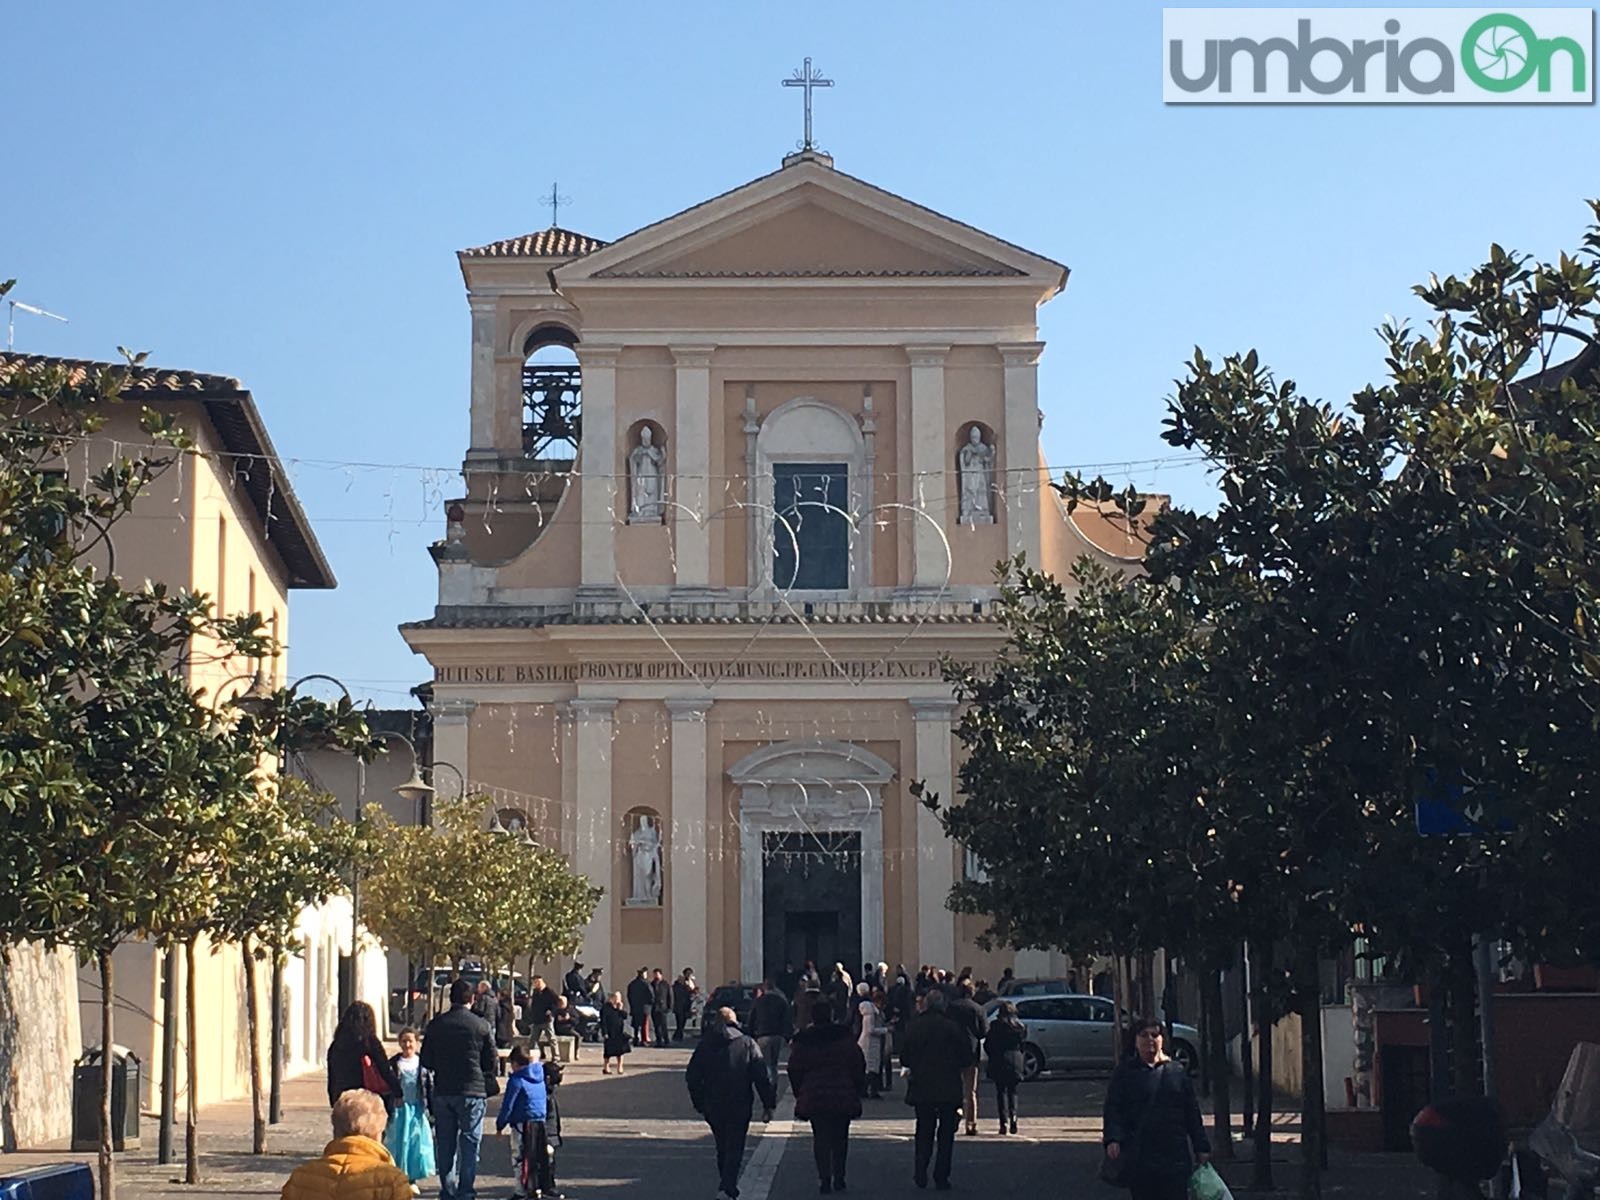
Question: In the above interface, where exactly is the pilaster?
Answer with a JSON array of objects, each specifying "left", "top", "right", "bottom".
[
  {"left": 570, "top": 698, "right": 618, "bottom": 969},
  {"left": 906, "top": 346, "right": 951, "bottom": 592},
  {"left": 999, "top": 342, "right": 1045, "bottom": 567},
  {"left": 428, "top": 698, "right": 476, "bottom": 801},
  {"left": 577, "top": 347, "right": 622, "bottom": 595},
  {"left": 666, "top": 697, "right": 713, "bottom": 975},
  {"left": 465, "top": 297, "right": 500, "bottom": 464},
  {"left": 911, "top": 697, "right": 957, "bottom": 970},
  {"left": 671, "top": 346, "right": 715, "bottom": 594}
]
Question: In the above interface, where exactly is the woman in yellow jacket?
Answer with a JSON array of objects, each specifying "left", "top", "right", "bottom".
[{"left": 281, "top": 1089, "right": 413, "bottom": 1200}]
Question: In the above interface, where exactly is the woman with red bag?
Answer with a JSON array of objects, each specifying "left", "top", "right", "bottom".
[{"left": 327, "top": 1001, "right": 402, "bottom": 1114}]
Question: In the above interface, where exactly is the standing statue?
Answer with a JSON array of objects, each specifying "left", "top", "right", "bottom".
[
  {"left": 627, "top": 813, "right": 663, "bottom": 905},
  {"left": 957, "top": 425, "right": 996, "bottom": 523},
  {"left": 628, "top": 426, "right": 666, "bottom": 521}
]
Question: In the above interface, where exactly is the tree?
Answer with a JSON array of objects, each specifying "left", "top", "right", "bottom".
[
  {"left": 0, "top": 334, "right": 270, "bottom": 1200},
  {"left": 361, "top": 797, "right": 601, "bottom": 996}
]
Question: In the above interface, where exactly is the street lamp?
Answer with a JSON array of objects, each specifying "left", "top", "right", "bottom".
[
  {"left": 388, "top": 736, "right": 465, "bottom": 827},
  {"left": 237, "top": 669, "right": 354, "bottom": 1127}
]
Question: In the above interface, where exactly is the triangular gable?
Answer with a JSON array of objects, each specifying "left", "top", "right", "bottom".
[{"left": 553, "top": 158, "right": 1067, "bottom": 290}]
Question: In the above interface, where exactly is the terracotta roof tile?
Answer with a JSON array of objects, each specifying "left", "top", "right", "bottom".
[
  {"left": 0, "top": 352, "right": 335, "bottom": 590},
  {"left": 459, "top": 227, "right": 610, "bottom": 259}
]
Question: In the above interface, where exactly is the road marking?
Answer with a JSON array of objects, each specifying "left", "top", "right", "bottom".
[{"left": 739, "top": 1093, "right": 797, "bottom": 1200}]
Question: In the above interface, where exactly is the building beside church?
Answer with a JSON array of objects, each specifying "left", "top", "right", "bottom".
[
  {"left": 401, "top": 149, "right": 1147, "bottom": 991},
  {"left": 0, "top": 354, "right": 387, "bottom": 1146}
]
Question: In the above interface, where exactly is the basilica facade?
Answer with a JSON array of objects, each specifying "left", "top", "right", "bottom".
[{"left": 401, "top": 149, "right": 1145, "bottom": 989}]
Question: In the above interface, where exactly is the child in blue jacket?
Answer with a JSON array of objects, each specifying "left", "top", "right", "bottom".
[{"left": 496, "top": 1045, "right": 558, "bottom": 1198}]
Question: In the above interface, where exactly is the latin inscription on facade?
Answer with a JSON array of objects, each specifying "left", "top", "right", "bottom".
[{"left": 433, "top": 659, "right": 984, "bottom": 684}]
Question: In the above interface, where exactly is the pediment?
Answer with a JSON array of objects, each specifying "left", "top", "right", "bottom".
[{"left": 554, "top": 160, "right": 1066, "bottom": 289}]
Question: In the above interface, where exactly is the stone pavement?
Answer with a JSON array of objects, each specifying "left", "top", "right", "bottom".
[{"left": 1, "top": 1045, "right": 1447, "bottom": 1198}]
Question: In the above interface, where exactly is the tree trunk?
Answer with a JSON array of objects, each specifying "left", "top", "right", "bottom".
[
  {"left": 269, "top": 949, "right": 284, "bottom": 1125},
  {"left": 97, "top": 948, "right": 115, "bottom": 1200},
  {"left": 1204, "top": 967, "right": 1235, "bottom": 1161},
  {"left": 159, "top": 942, "right": 178, "bottom": 1165},
  {"left": 1427, "top": 965, "right": 1451, "bottom": 1101},
  {"left": 242, "top": 938, "right": 266, "bottom": 1154},
  {"left": 1251, "top": 940, "right": 1275, "bottom": 1192},
  {"left": 1240, "top": 942, "right": 1256, "bottom": 1137},
  {"left": 185, "top": 936, "right": 200, "bottom": 1184},
  {"left": 1111, "top": 956, "right": 1129, "bottom": 1063},
  {"left": 1300, "top": 944, "right": 1326, "bottom": 1199},
  {"left": 1449, "top": 949, "right": 1479, "bottom": 1097}
]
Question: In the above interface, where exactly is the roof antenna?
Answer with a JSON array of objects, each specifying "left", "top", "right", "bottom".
[
  {"left": 7, "top": 299, "right": 68, "bottom": 351},
  {"left": 542, "top": 182, "right": 571, "bottom": 230}
]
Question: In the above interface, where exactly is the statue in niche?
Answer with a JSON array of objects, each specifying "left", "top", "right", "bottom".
[
  {"left": 628, "top": 426, "right": 666, "bottom": 522},
  {"left": 627, "top": 813, "right": 663, "bottom": 905},
  {"left": 957, "top": 425, "right": 996, "bottom": 523}
]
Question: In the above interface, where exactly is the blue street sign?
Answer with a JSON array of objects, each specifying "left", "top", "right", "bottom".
[{"left": 1415, "top": 768, "right": 1513, "bottom": 837}]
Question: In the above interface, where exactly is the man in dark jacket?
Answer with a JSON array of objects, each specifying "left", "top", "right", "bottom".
[
  {"left": 1103, "top": 1018, "right": 1209, "bottom": 1199},
  {"left": 686, "top": 1009, "right": 777, "bottom": 1200},
  {"left": 788, "top": 998, "right": 866, "bottom": 1193},
  {"left": 901, "top": 989, "right": 969, "bottom": 1190},
  {"left": 672, "top": 968, "right": 699, "bottom": 1042},
  {"left": 523, "top": 975, "right": 559, "bottom": 1036},
  {"left": 948, "top": 980, "right": 990, "bottom": 1136},
  {"left": 626, "top": 967, "right": 653, "bottom": 1047},
  {"left": 748, "top": 980, "right": 794, "bottom": 1093},
  {"left": 563, "top": 961, "right": 586, "bottom": 1000},
  {"left": 421, "top": 977, "right": 501, "bottom": 1200},
  {"left": 651, "top": 968, "right": 674, "bottom": 1047}
]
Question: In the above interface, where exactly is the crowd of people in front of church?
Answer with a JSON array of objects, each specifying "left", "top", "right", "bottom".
[{"left": 290, "top": 955, "right": 1204, "bottom": 1200}]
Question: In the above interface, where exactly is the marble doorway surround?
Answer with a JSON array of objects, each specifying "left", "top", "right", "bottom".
[{"left": 728, "top": 740, "right": 894, "bottom": 982}]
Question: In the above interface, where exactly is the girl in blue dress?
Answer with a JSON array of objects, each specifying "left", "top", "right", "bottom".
[{"left": 385, "top": 1027, "right": 437, "bottom": 1189}]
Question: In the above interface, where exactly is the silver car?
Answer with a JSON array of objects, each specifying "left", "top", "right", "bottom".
[{"left": 984, "top": 993, "right": 1200, "bottom": 1081}]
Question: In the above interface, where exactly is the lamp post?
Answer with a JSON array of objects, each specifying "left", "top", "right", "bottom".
[
  {"left": 232, "top": 669, "right": 352, "bottom": 1127},
  {"left": 385, "top": 739, "right": 463, "bottom": 1017}
]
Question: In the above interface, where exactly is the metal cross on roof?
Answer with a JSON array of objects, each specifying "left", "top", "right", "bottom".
[
  {"left": 542, "top": 182, "right": 571, "bottom": 229},
  {"left": 782, "top": 57, "right": 834, "bottom": 151}
]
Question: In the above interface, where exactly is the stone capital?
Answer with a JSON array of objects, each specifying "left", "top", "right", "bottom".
[
  {"left": 905, "top": 344, "right": 952, "bottom": 369},
  {"left": 665, "top": 696, "right": 714, "bottom": 721},
  {"left": 576, "top": 345, "right": 623, "bottom": 370},
  {"left": 671, "top": 344, "right": 717, "bottom": 369},
  {"left": 909, "top": 697, "right": 958, "bottom": 722},
  {"left": 997, "top": 341, "right": 1046, "bottom": 368},
  {"left": 568, "top": 697, "right": 619, "bottom": 720},
  {"left": 429, "top": 697, "right": 478, "bottom": 724}
]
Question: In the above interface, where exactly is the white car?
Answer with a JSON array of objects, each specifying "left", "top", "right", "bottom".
[{"left": 985, "top": 993, "right": 1200, "bottom": 1081}]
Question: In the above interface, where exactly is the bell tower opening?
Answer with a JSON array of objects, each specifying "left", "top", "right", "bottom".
[{"left": 522, "top": 325, "right": 581, "bottom": 464}]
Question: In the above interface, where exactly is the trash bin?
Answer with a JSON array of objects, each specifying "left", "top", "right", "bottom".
[{"left": 70, "top": 1044, "right": 140, "bottom": 1152}]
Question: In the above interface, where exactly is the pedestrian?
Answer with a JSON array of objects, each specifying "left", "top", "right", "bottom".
[
  {"left": 280, "top": 1089, "right": 412, "bottom": 1200},
  {"left": 600, "top": 990, "right": 631, "bottom": 1074},
  {"left": 854, "top": 984, "right": 886, "bottom": 1098},
  {"left": 626, "top": 967, "right": 653, "bottom": 1047},
  {"left": 973, "top": 979, "right": 994, "bottom": 1006},
  {"left": 651, "top": 967, "right": 674, "bottom": 1048},
  {"left": 777, "top": 961, "right": 800, "bottom": 1001},
  {"left": 801, "top": 960, "right": 821, "bottom": 990},
  {"left": 901, "top": 988, "right": 969, "bottom": 1191},
  {"left": 983, "top": 1002, "right": 1025, "bottom": 1136},
  {"left": 686, "top": 1008, "right": 777, "bottom": 1200},
  {"left": 470, "top": 980, "right": 497, "bottom": 1025},
  {"left": 523, "top": 975, "right": 559, "bottom": 1041},
  {"left": 496, "top": 1045, "right": 559, "bottom": 1200},
  {"left": 795, "top": 983, "right": 820, "bottom": 1033},
  {"left": 948, "top": 979, "right": 989, "bottom": 1136},
  {"left": 827, "top": 963, "right": 853, "bottom": 1016},
  {"left": 997, "top": 967, "right": 1015, "bottom": 994},
  {"left": 749, "top": 978, "right": 793, "bottom": 1093},
  {"left": 421, "top": 977, "right": 501, "bottom": 1200},
  {"left": 553, "top": 996, "right": 579, "bottom": 1061},
  {"left": 326, "top": 1001, "right": 400, "bottom": 1113},
  {"left": 385, "top": 1026, "right": 437, "bottom": 1188},
  {"left": 562, "top": 960, "right": 586, "bottom": 1001},
  {"left": 673, "top": 967, "right": 699, "bottom": 1042},
  {"left": 1101, "top": 1016, "right": 1210, "bottom": 1200},
  {"left": 788, "top": 998, "right": 866, "bottom": 1195},
  {"left": 887, "top": 972, "right": 914, "bottom": 1059},
  {"left": 496, "top": 988, "right": 519, "bottom": 1050}
]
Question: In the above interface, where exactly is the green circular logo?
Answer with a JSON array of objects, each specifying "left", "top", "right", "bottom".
[{"left": 1463, "top": 12, "right": 1540, "bottom": 91}]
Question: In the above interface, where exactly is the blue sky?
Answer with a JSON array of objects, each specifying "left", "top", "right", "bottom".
[{"left": 5, "top": 3, "right": 1596, "bottom": 705}]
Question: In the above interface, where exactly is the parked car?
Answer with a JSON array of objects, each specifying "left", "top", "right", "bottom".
[
  {"left": 997, "top": 977, "right": 1080, "bottom": 998},
  {"left": 707, "top": 982, "right": 761, "bottom": 1028},
  {"left": 984, "top": 993, "right": 1200, "bottom": 1081}
]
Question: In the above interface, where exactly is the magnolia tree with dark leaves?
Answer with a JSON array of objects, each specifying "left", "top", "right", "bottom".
[{"left": 932, "top": 205, "right": 1600, "bottom": 1198}]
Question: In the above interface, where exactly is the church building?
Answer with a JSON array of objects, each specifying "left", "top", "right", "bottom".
[{"left": 401, "top": 143, "right": 1145, "bottom": 990}]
